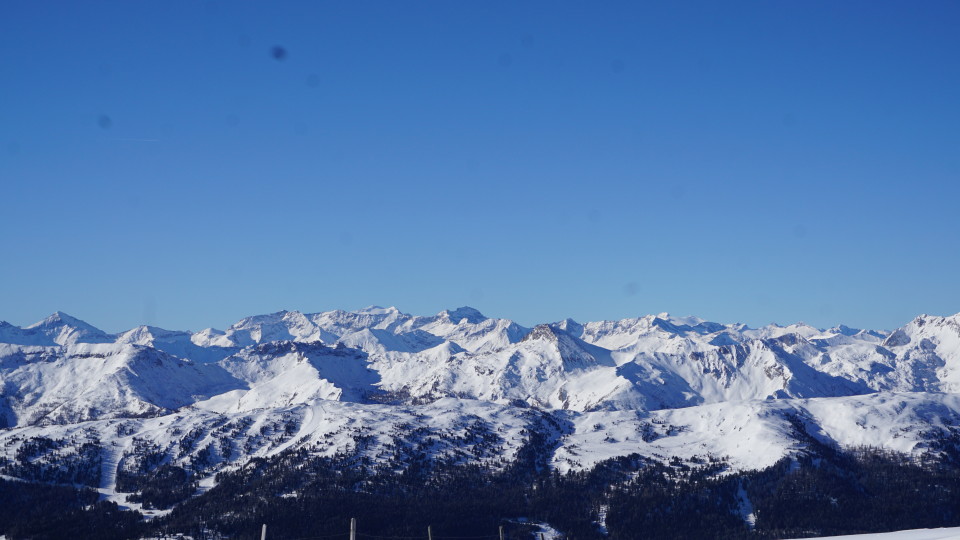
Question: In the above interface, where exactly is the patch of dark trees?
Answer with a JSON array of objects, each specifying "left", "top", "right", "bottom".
[
  {"left": 0, "top": 479, "right": 143, "bottom": 540},
  {"left": 0, "top": 435, "right": 102, "bottom": 486},
  {"left": 1, "top": 424, "right": 959, "bottom": 540},
  {"left": 152, "top": 423, "right": 960, "bottom": 540}
]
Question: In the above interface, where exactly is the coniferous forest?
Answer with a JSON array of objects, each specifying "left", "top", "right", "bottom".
[{"left": 1, "top": 431, "right": 959, "bottom": 540}]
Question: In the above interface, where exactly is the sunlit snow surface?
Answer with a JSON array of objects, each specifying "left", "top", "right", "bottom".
[
  {"left": 1, "top": 306, "right": 960, "bottom": 504},
  {"left": 785, "top": 527, "right": 960, "bottom": 539},
  {"left": 3, "top": 308, "right": 960, "bottom": 426}
]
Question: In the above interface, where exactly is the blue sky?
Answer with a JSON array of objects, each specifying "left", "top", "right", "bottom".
[{"left": 2, "top": 1, "right": 959, "bottom": 332}]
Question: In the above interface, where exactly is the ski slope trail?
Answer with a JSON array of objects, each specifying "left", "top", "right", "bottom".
[
  {"left": 270, "top": 403, "right": 315, "bottom": 456},
  {"left": 98, "top": 439, "right": 131, "bottom": 504}
]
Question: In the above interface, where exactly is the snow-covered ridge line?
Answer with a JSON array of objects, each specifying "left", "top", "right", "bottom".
[
  {"left": 1, "top": 306, "right": 959, "bottom": 506},
  {"left": 1, "top": 392, "right": 958, "bottom": 492},
  {"left": 0, "top": 308, "right": 959, "bottom": 428},
  {"left": 0, "top": 305, "right": 908, "bottom": 348}
]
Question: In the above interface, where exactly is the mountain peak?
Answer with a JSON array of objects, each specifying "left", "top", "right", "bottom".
[
  {"left": 832, "top": 324, "right": 861, "bottom": 336},
  {"left": 355, "top": 306, "right": 401, "bottom": 315},
  {"left": 28, "top": 311, "right": 107, "bottom": 335},
  {"left": 29, "top": 311, "right": 85, "bottom": 328},
  {"left": 553, "top": 318, "right": 583, "bottom": 336},
  {"left": 651, "top": 316, "right": 685, "bottom": 334},
  {"left": 24, "top": 311, "right": 110, "bottom": 345},
  {"left": 521, "top": 324, "right": 561, "bottom": 343},
  {"left": 441, "top": 306, "right": 486, "bottom": 324}
]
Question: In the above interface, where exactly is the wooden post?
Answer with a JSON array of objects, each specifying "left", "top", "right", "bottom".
[
  {"left": 428, "top": 525, "right": 433, "bottom": 540},
  {"left": 260, "top": 524, "right": 267, "bottom": 540},
  {"left": 350, "top": 518, "right": 356, "bottom": 540},
  {"left": 499, "top": 525, "right": 504, "bottom": 540}
]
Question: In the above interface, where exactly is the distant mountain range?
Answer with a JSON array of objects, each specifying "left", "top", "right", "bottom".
[{"left": 1, "top": 307, "right": 959, "bottom": 516}]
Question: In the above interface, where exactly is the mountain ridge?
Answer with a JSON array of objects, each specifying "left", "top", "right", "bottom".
[
  {"left": 2, "top": 307, "right": 959, "bottom": 418},
  {"left": 1, "top": 306, "right": 959, "bottom": 518}
]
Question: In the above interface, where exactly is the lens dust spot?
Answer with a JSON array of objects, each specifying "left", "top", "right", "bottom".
[
  {"left": 497, "top": 53, "right": 513, "bottom": 68},
  {"left": 623, "top": 282, "right": 640, "bottom": 296},
  {"left": 97, "top": 115, "right": 112, "bottom": 129},
  {"left": 271, "top": 46, "right": 288, "bottom": 61}
]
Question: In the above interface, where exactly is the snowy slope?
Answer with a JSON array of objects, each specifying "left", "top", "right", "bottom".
[
  {"left": 1, "top": 391, "right": 958, "bottom": 506},
  {"left": 1, "top": 308, "right": 959, "bottom": 422},
  {"left": 197, "top": 341, "right": 380, "bottom": 412},
  {"left": 0, "top": 342, "right": 240, "bottom": 427},
  {"left": 551, "top": 391, "right": 960, "bottom": 472},
  {"left": 116, "top": 325, "right": 235, "bottom": 363},
  {"left": 785, "top": 527, "right": 960, "bottom": 539},
  {"left": 0, "top": 307, "right": 959, "bottom": 499},
  {"left": 27, "top": 311, "right": 115, "bottom": 345}
]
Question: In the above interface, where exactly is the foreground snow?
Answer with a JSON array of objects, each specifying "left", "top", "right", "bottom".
[{"left": 786, "top": 526, "right": 960, "bottom": 539}]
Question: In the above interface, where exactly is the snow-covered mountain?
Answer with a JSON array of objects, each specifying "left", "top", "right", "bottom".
[
  {"left": 0, "top": 342, "right": 239, "bottom": 427},
  {"left": 4, "top": 307, "right": 960, "bottom": 420},
  {"left": 0, "top": 311, "right": 113, "bottom": 347},
  {"left": 1, "top": 306, "right": 959, "bottom": 509}
]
